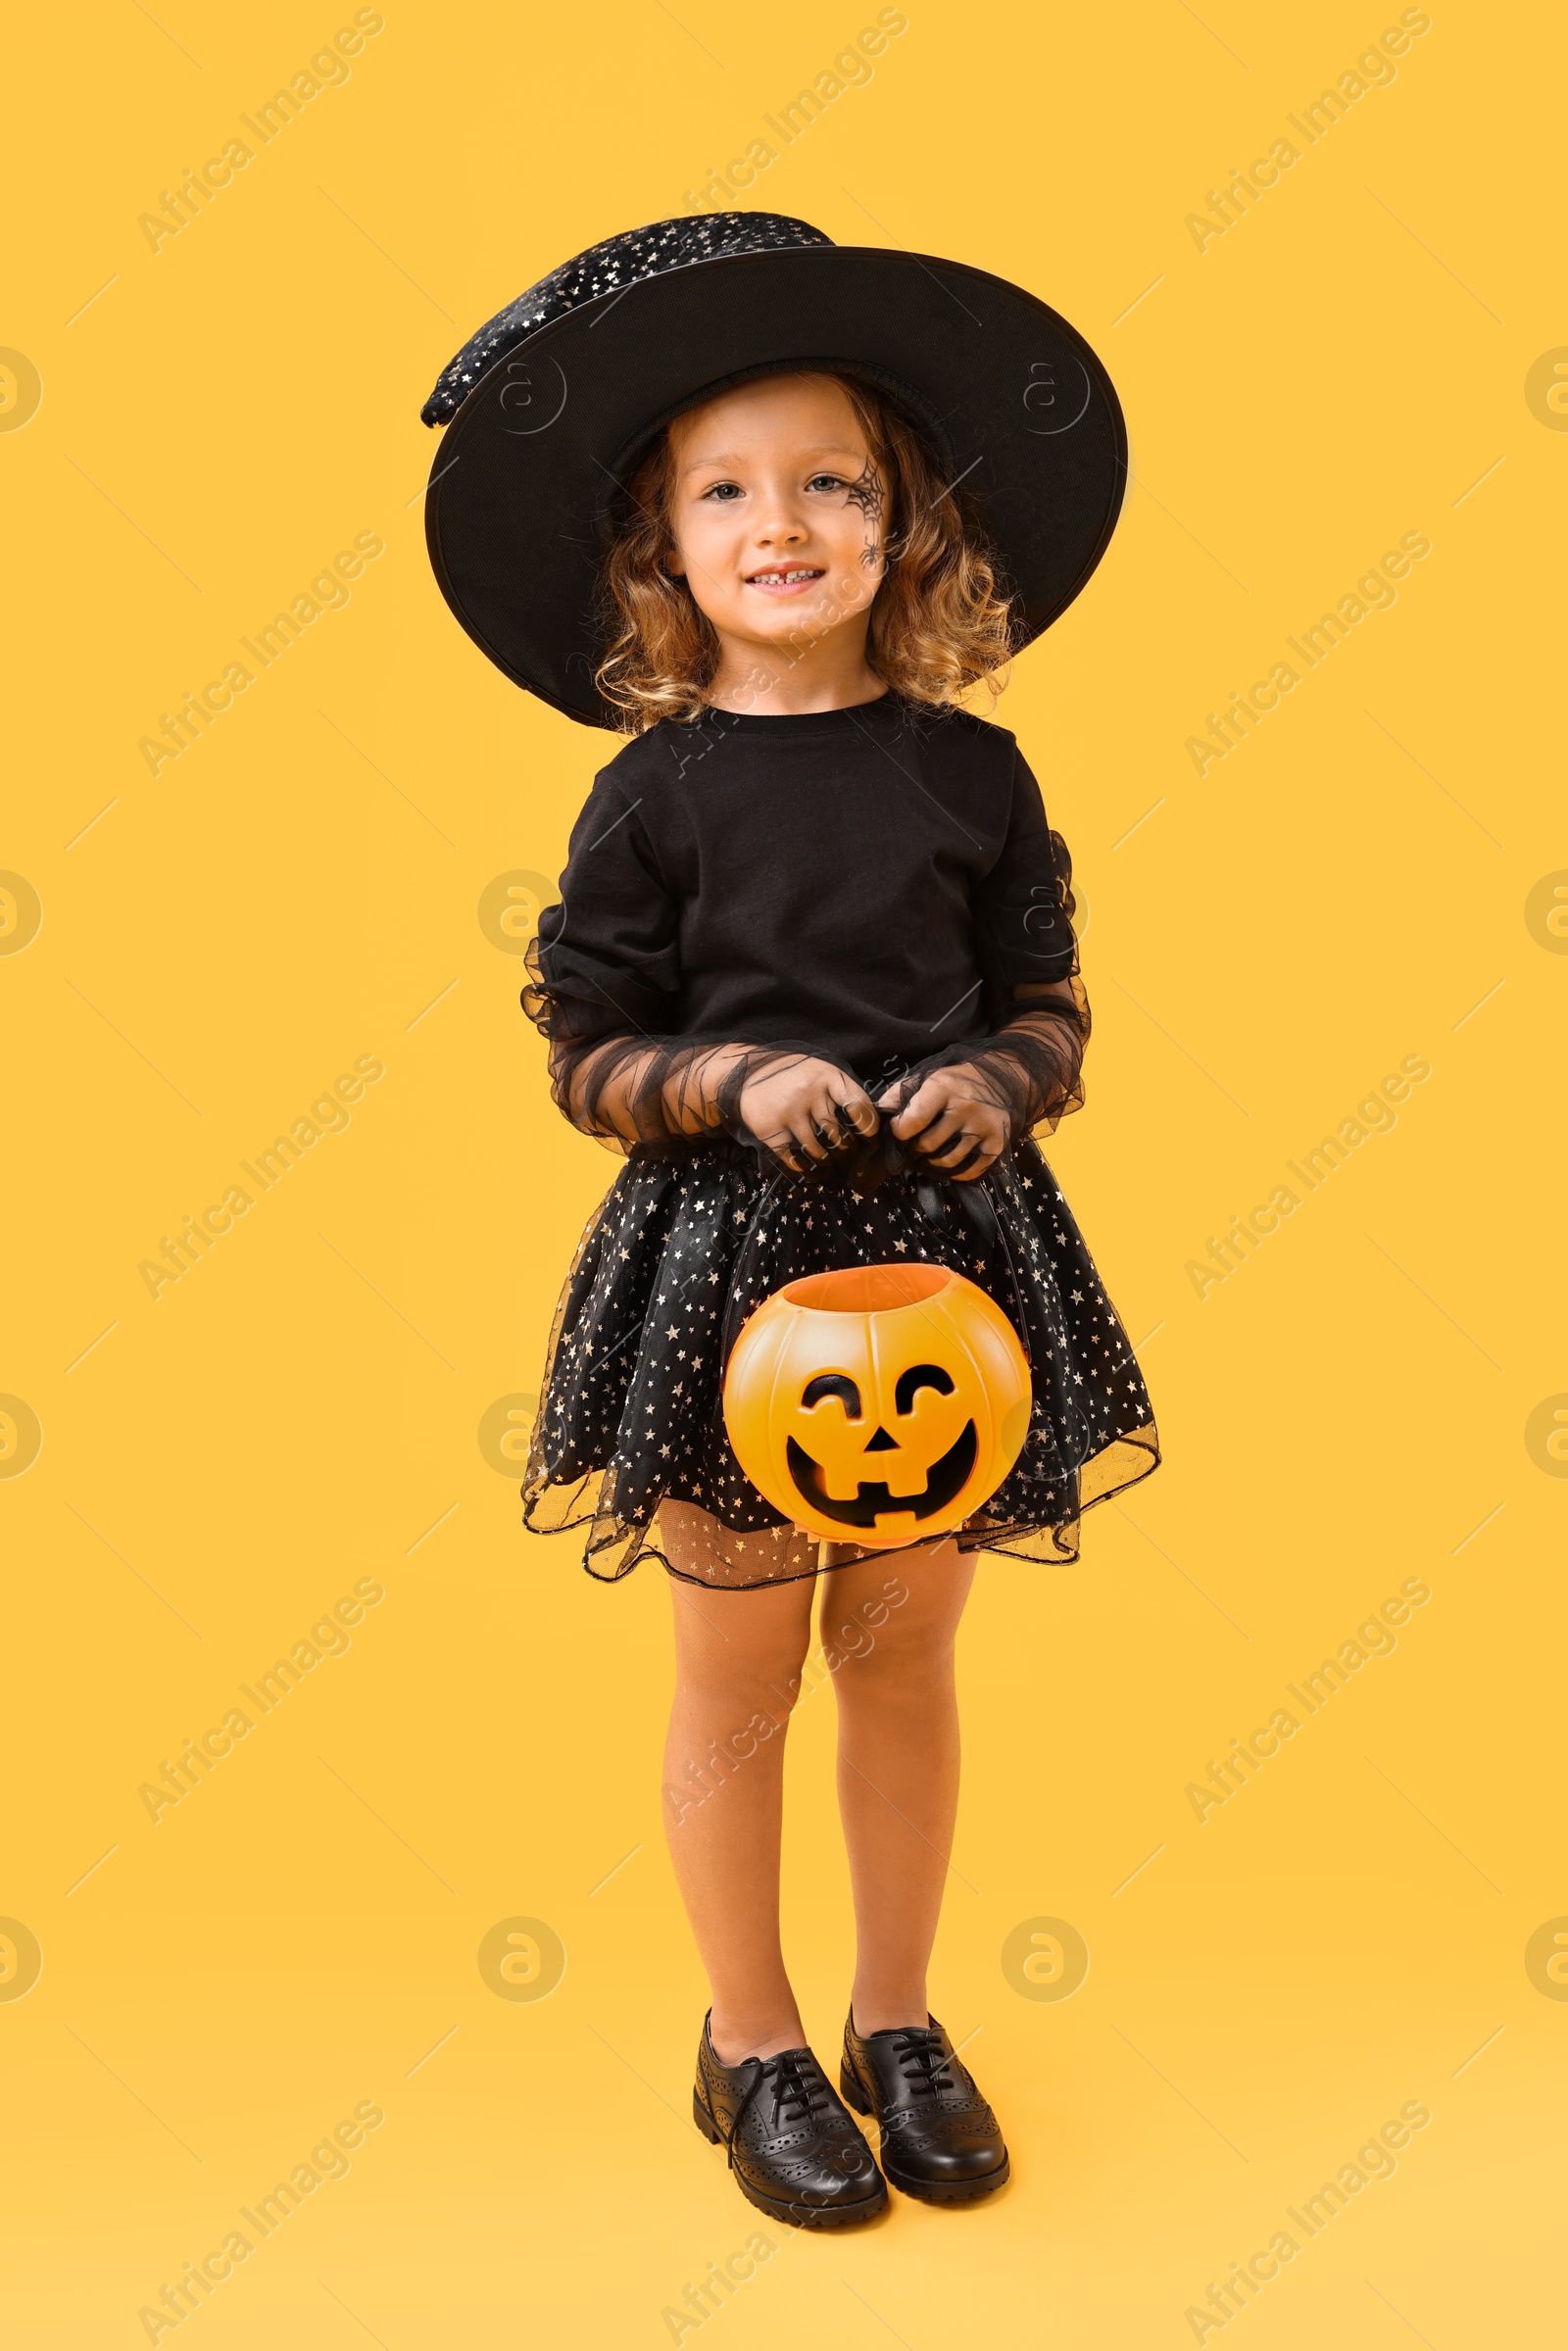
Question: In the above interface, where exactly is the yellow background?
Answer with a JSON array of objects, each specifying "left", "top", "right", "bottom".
[{"left": 4, "top": 0, "right": 1563, "bottom": 2341}]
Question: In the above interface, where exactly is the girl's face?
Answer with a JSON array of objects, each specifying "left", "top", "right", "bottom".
[{"left": 664, "top": 373, "right": 887, "bottom": 661}]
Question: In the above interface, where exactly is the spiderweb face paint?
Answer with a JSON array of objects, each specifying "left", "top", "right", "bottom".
[{"left": 845, "top": 459, "right": 886, "bottom": 572}]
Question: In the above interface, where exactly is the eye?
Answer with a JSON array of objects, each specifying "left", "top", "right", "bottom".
[
  {"left": 806, "top": 471, "right": 848, "bottom": 493},
  {"left": 802, "top": 1373, "right": 862, "bottom": 1417},
  {"left": 895, "top": 1364, "right": 956, "bottom": 1414},
  {"left": 701, "top": 479, "right": 744, "bottom": 502}
]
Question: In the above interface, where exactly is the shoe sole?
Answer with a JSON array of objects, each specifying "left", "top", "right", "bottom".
[
  {"left": 839, "top": 2066, "right": 1011, "bottom": 2202},
  {"left": 692, "top": 2087, "right": 888, "bottom": 2228}
]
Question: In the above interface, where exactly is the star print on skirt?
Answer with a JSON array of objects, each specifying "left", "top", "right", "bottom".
[{"left": 521, "top": 1134, "right": 1159, "bottom": 1589}]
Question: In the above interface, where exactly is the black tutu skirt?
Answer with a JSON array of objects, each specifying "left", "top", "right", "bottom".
[{"left": 522, "top": 1134, "right": 1159, "bottom": 1590}]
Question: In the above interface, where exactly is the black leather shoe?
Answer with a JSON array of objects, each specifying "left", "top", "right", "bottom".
[
  {"left": 840, "top": 2012, "right": 1009, "bottom": 2201},
  {"left": 693, "top": 2015, "right": 887, "bottom": 2228}
]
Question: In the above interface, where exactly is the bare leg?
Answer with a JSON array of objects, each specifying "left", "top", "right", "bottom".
[
  {"left": 658, "top": 1502, "right": 814, "bottom": 2065},
  {"left": 819, "top": 1541, "right": 977, "bottom": 2034}
]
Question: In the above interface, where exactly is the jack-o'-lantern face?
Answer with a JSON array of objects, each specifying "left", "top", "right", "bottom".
[
  {"left": 723, "top": 1263, "right": 1032, "bottom": 1549},
  {"left": 786, "top": 1362, "right": 976, "bottom": 1528}
]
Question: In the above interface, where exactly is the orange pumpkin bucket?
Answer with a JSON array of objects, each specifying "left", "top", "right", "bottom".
[{"left": 722, "top": 1262, "right": 1032, "bottom": 1550}]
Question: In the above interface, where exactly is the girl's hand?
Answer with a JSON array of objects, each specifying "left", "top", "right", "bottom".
[
  {"left": 738, "top": 1056, "right": 878, "bottom": 1173},
  {"left": 876, "top": 1064, "right": 1008, "bottom": 1182}
]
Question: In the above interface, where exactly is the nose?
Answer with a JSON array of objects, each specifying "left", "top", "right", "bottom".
[{"left": 752, "top": 481, "right": 809, "bottom": 551}]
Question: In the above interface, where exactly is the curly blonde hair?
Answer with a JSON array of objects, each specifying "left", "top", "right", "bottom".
[{"left": 595, "top": 369, "right": 1016, "bottom": 732}]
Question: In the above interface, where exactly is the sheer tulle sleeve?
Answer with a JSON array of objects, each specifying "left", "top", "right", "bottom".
[{"left": 520, "top": 958, "right": 862, "bottom": 1164}]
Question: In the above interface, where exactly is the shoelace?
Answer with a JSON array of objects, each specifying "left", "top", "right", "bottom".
[
  {"left": 723, "top": 2050, "right": 830, "bottom": 2168},
  {"left": 889, "top": 2028, "right": 960, "bottom": 2102}
]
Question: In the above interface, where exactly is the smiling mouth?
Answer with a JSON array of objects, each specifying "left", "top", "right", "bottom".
[
  {"left": 745, "top": 566, "right": 826, "bottom": 594},
  {"left": 785, "top": 1424, "right": 978, "bottom": 1528}
]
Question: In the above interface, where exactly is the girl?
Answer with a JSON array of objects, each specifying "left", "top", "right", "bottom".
[{"left": 421, "top": 214, "right": 1158, "bottom": 2227}]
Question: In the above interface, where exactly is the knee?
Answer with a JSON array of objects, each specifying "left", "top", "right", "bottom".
[
  {"left": 825, "top": 1605, "right": 956, "bottom": 1699},
  {"left": 677, "top": 1630, "right": 812, "bottom": 1723}
]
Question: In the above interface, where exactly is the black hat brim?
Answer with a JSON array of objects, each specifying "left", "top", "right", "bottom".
[{"left": 423, "top": 243, "right": 1127, "bottom": 728}]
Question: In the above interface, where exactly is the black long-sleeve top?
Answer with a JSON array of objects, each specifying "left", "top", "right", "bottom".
[{"left": 532, "top": 695, "right": 1078, "bottom": 1093}]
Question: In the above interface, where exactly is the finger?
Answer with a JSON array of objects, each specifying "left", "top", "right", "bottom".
[
  {"left": 949, "top": 1149, "right": 1002, "bottom": 1182},
  {"left": 937, "top": 1132, "right": 997, "bottom": 1179},
  {"left": 814, "top": 1089, "right": 867, "bottom": 1148},
  {"left": 889, "top": 1081, "right": 947, "bottom": 1139},
  {"left": 925, "top": 1110, "right": 1006, "bottom": 1169},
  {"left": 809, "top": 1098, "right": 852, "bottom": 1155},
  {"left": 901, "top": 1097, "right": 963, "bottom": 1151},
  {"left": 922, "top": 1124, "right": 982, "bottom": 1167},
  {"left": 759, "top": 1122, "right": 806, "bottom": 1172},
  {"left": 947, "top": 1110, "right": 1005, "bottom": 1156},
  {"left": 832, "top": 1084, "right": 880, "bottom": 1137},
  {"left": 771, "top": 1097, "right": 827, "bottom": 1161}
]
